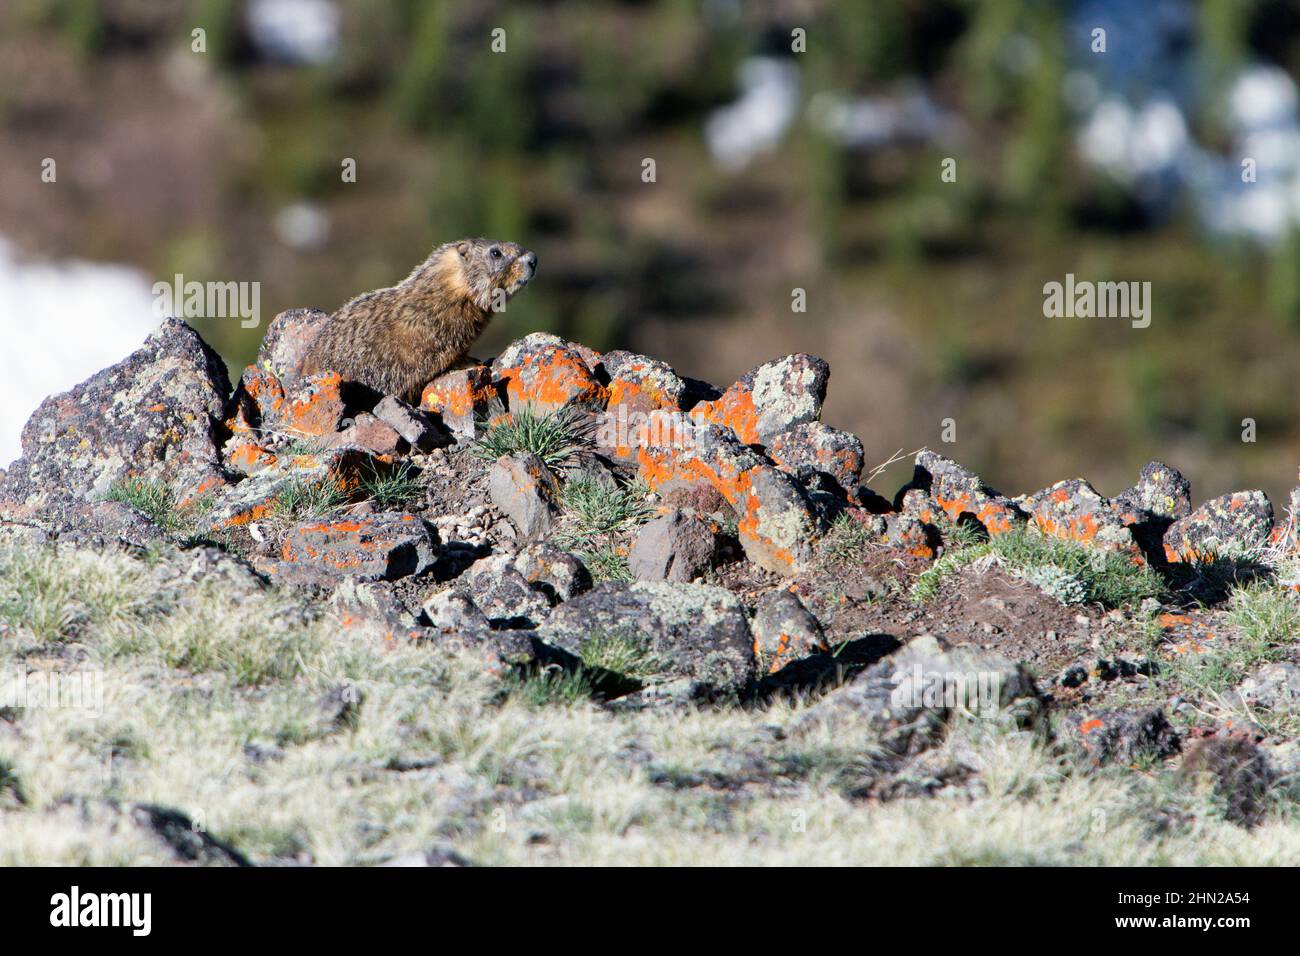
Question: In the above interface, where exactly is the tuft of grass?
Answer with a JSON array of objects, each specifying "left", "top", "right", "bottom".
[
  {"left": 574, "top": 543, "right": 632, "bottom": 582},
  {"left": 471, "top": 404, "right": 591, "bottom": 471},
  {"left": 0, "top": 545, "right": 160, "bottom": 645},
  {"left": 816, "top": 513, "right": 878, "bottom": 572},
  {"left": 561, "top": 478, "right": 652, "bottom": 538},
  {"left": 358, "top": 461, "right": 421, "bottom": 510},
  {"left": 932, "top": 515, "right": 988, "bottom": 551},
  {"left": 272, "top": 433, "right": 333, "bottom": 459},
  {"left": 104, "top": 477, "right": 216, "bottom": 535},
  {"left": 910, "top": 525, "right": 1165, "bottom": 608},
  {"left": 579, "top": 631, "right": 666, "bottom": 682},
  {"left": 502, "top": 666, "right": 596, "bottom": 707},
  {"left": 1224, "top": 582, "right": 1300, "bottom": 648},
  {"left": 269, "top": 475, "right": 349, "bottom": 522},
  {"left": 1167, "top": 583, "right": 1300, "bottom": 714},
  {"left": 552, "top": 479, "right": 651, "bottom": 582}
]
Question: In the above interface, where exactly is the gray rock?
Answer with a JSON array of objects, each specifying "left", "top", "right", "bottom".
[
  {"left": 0, "top": 317, "right": 231, "bottom": 509},
  {"left": 1113, "top": 460, "right": 1193, "bottom": 521},
  {"left": 373, "top": 395, "right": 452, "bottom": 452},
  {"left": 270, "top": 511, "right": 438, "bottom": 584},
  {"left": 489, "top": 453, "right": 560, "bottom": 538},
  {"left": 627, "top": 508, "right": 716, "bottom": 582},
  {"left": 794, "top": 635, "right": 1043, "bottom": 755},
  {"left": 0, "top": 498, "right": 168, "bottom": 550},
  {"left": 1237, "top": 662, "right": 1300, "bottom": 711},
  {"left": 256, "top": 308, "right": 330, "bottom": 388},
  {"left": 539, "top": 581, "right": 756, "bottom": 695},
  {"left": 738, "top": 465, "right": 821, "bottom": 575},
  {"left": 421, "top": 588, "right": 490, "bottom": 631},
  {"left": 333, "top": 577, "right": 424, "bottom": 642},
  {"left": 512, "top": 543, "right": 591, "bottom": 603},
  {"left": 462, "top": 553, "right": 551, "bottom": 628},
  {"left": 767, "top": 421, "right": 864, "bottom": 491},
  {"left": 752, "top": 590, "right": 826, "bottom": 673}
]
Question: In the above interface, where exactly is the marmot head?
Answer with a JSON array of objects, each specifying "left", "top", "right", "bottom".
[{"left": 445, "top": 237, "right": 538, "bottom": 311}]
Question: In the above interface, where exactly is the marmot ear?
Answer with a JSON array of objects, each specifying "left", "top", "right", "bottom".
[{"left": 455, "top": 241, "right": 471, "bottom": 259}]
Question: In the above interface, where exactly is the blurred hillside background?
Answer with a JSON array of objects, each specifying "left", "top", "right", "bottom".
[{"left": 3, "top": 0, "right": 1300, "bottom": 507}]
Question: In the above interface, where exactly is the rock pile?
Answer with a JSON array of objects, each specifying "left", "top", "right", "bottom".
[{"left": 2, "top": 312, "right": 1297, "bottom": 748}]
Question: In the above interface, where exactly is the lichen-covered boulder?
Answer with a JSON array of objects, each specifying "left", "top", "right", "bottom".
[
  {"left": 899, "top": 450, "right": 1025, "bottom": 536},
  {"left": 0, "top": 497, "right": 167, "bottom": 549},
  {"left": 421, "top": 587, "right": 491, "bottom": 631},
  {"left": 279, "top": 371, "right": 349, "bottom": 438},
  {"left": 767, "top": 422, "right": 864, "bottom": 492},
  {"left": 224, "top": 438, "right": 280, "bottom": 476},
  {"left": 539, "top": 581, "right": 756, "bottom": 695},
  {"left": 601, "top": 350, "right": 687, "bottom": 415},
  {"left": 752, "top": 590, "right": 827, "bottom": 673},
  {"left": 458, "top": 552, "right": 552, "bottom": 628},
  {"left": 1071, "top": 708, "right": 1180, "bottom": 766},
  {"left": 421, "top": 364, "right": 498, "bottom": 441},
  {"left": 1163, "top": 490, "right": 1273, "bottom": 563},
  {"left": 1113, "top": 460, "right": 1192, "bottom": 522},
  {"left": 511, "top": 542, "right": 592, "bottom": 603},
  {"left": 736, "top": 465, "right": 821, "bottom": 574},
  {"left": 793, "top": 635, "right": 1043, "bottom": 755},
  {"left": 882, "top": 512, "right": 938, "bottom": 559},
  {"left": 270, "top": 511, "right": 437, "bottom": 584},
  {"left": 689, "top": 353, "right": 829, "bottom": 445},
  {"left": 492, "top": 332, "right": 608, "bottom": 414},
  {"left": 0, "top": 317, "right": 231, "bottom": 508},
  {"left": 256, "top": 308, "right": 330, "bottom": 388},
  {"left": 226, "top": 364, "right": 287, "bottom": 436},
  {"left": 632, "top": 421, "right": 765, "bottom": 505},
  {"left": 1022, "top": 478, "right": 1142, "bottom": 558}
]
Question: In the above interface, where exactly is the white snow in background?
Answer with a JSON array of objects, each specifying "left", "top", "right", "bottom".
[
  {"left": 1068, "top": 0, "right": 1300, "bottom": 244},
  {"left": 705, "top": 57, "right": 801, "bottom": 170},
  {"left": 809, "top": 87, "right": 952, "bottom": 150},
  {"left": 1077, "top": 96, "right": 1189, "bottom": 182},
  {"left": 247, "top": 0, "right": 340, "bottom": 65},
  {"left": 0, "top": 238, "right": 158, "bottom": 468},
  {"left": 1201, "top": 65, "right": 1300, "bottom": 242}
]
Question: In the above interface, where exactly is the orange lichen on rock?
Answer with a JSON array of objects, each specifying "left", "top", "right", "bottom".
[
  {"left": 423, "top": 364, "right": 493, "bottom": 421},
  {"left": 283, "top": 371, "right": 347, "bottom": 437},
  {"left": 492, "top": 333, "right": 608, "bottom": 414}
]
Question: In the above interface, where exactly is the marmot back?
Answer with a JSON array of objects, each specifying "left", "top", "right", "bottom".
[{"left": 301, "top": 238, "right": 537, "bottom": 403}]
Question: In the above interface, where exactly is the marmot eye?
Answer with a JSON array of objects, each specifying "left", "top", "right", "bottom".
[{"left": 489, "top": 247, "right": 502, "bottom": 259}]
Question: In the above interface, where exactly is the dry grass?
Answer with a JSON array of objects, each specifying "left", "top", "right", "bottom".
[{"left": 1, "top": 541, "right": 1299, "bottom": 866}]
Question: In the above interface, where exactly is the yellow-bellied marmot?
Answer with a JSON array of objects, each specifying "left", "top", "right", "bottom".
[{"left": 301, "top": 238, "right": 537, "bottom": 403}]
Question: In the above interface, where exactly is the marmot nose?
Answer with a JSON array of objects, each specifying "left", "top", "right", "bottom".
[{"left": 523, "top": 251, "right": 538, "bottom": 272}]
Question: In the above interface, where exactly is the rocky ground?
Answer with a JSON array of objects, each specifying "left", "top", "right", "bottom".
[{"left": 1, "top": 312, "right": 1299, "bottom": 865}]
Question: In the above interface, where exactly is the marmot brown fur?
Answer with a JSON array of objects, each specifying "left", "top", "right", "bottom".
[{"left": 301, "top": 238, "right": 537, "bottom": 403}]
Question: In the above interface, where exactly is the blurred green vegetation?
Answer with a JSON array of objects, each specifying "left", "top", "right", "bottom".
[{"left": 5, "top": 0, "right": 1300, "bottom": 507}]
